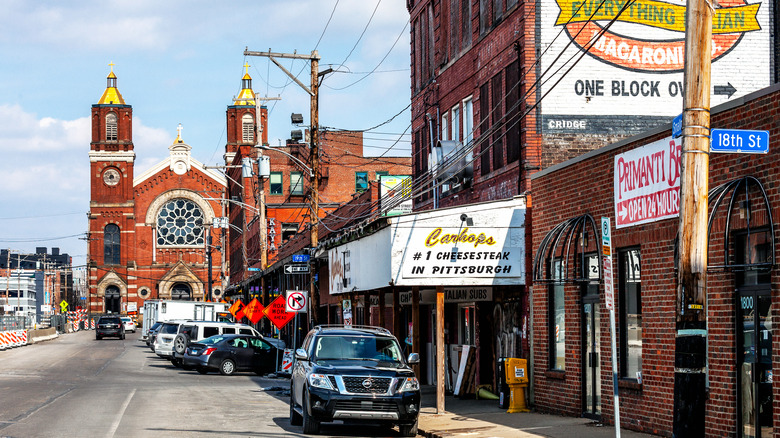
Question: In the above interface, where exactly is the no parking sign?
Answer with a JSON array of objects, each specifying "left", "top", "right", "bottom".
[{"left": 285, "top": 290, "right": 308, "bottom": 313}]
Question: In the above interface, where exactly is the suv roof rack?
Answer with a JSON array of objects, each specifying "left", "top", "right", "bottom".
[{"left": 314, "top": 324, "right": 391, "bottom": 335}]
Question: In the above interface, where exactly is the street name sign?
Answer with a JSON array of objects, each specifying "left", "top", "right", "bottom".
[
  {"left": 710, "top": 129, "right": 769, "bottom": 154},
  {"left": 291, "top": 254, "right": 310, "bottom": 263},
  {"left": 248, "top": 267, "right": 262, "bottom": 271},
  {"left": 284, "top": 264, "right": 309, "bottom": 274},
  {"left": 672, "top": 113, "right": 682, "bottom": 138}
]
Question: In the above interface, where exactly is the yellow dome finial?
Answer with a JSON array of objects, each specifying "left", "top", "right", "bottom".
[
  {"left": 234, "top": 63, "right": 255, "bottom": 106},
  {"left": 98, "top": 62, "right": 125, "bottom": 104}
]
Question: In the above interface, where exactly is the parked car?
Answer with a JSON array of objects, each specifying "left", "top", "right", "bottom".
[
  {"left": 145, "top": 321, "right": 163, "bottom": 349},
  {"left": 170, "top": 321, "right": 267, "bottom": 367},
  {"left": 289, "top": 325, "right": 420, "bottom": 436},
  {"left": 153, "top": 320, "right": 190, "bottom": 360},
  {"left": 96, "top": 316, "right": 125, "bottom": 340},
  {"left": 182, "top": 334, "right": 283, "bottom": 376},
  {"left": 121, "top": 317, "right": 136, "bottom": 333}
]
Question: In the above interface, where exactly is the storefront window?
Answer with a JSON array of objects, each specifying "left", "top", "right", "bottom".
[
  {"left": 619, "top": 248, "right": 642, "bottom": 380},
  {"left": 550, "top": 259, "right": 565, "bottom": 370},
  {"left": 458, "top": 304, "right": 475, "bottom": 346}
]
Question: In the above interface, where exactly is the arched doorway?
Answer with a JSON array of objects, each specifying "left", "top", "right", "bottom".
[
  {"left": 105, "top": 285, "right": 121, "bottom": 313},
  {"left": 171, "top": 283, "right": 192, "bottom": 300}
]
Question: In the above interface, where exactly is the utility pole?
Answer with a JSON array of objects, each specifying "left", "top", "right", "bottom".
[
  {"left": 243, "top": 48, "right": 324, "bottom": 325},
  {"left": 673, "top": 0, "right": 711, "bottom": 435}
]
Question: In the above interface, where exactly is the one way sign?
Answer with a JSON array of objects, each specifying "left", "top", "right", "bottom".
[
  {"left": 286, "top": 290, "right": 308, "bottom": 313},
  {"left": 284, "top": 264, "right": 309, "bottom": 274}
]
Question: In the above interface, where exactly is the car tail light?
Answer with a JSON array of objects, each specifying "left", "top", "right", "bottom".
[{"left": 202, "top": 347, "right": 217, "bottom": 356}]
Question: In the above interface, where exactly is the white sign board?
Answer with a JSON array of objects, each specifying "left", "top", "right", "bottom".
[
  {"left": 614, "top": 136, "right": 682, "bottom": 228},
  {"left": 540, "top": 0, "right": 770, "bottom": 134},
  {"left": 285, "top": 290, "right": 308, "bottom": 313},
  {"left": 602, "top": 217, "right": 615, "bottom": 311},
  {"left": 328, "top": 228, "right": 392, "bottom": 294},
  {"left": 391, "top": 198, "right": 526, "bottom": 287},
  {"left": 380, "top": 175, "right": 413, "bottom": 216},
  {"left": 127, "top": 302, "right": 137, "bottom": 312}
]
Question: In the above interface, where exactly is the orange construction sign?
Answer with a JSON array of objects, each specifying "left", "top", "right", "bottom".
[
  {"left": 243, "top": 298, "right": 265, "bottom": 324},
  {"left": 263, "top": 295, "right": 295, "bottom": 329},
  {"left": 229, "top": 299, "right": 245, "bottom": 321}
]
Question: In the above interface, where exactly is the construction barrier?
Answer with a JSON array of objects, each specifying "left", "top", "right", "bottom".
[{"left": 0, "top": 330, "right": 28, "bottom": 350}]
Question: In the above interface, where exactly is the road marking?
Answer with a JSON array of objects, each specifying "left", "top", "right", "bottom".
[{"left": 106, "top": 388, "right": 135, "bottom": 438}]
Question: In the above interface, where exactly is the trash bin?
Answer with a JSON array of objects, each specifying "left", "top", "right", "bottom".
[
  {"left": 505, "top": 358, "right": 529, "bottom": 413},
  {"left": 497, "top": 357, "right": 511, "bottom": 409}
]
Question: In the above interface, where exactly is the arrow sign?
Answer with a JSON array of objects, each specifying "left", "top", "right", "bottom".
[
  {"left": 284, "top": 264, "right": 309, "bottom": 274},
  {"left": 714, "top": 83, "right": 736, "bottom": 98}
]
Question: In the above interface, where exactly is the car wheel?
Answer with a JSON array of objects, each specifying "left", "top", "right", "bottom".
[
  {"left": 173, "top": 333, "right": 189, "bottom": 355},
  {"left": 196, "top": 367, "right": 209, "bottom": 375},
  {"left": 220, "top": 359, "right": 236, "bottom": 376},
  {"left": 399, "top": 419, "right": 418, "bottom": 437},
  {"left": 290, "top": 388, "right": 302, "bottom": 426},
  {"left": 302, "top": 388, "right": 320, "bottom": 434},
  {"left": 96, "top": 335, "right": 102, "bottom": 340},
  {"left": 170, "top": 358, "right": 182, "bottom": 368}
]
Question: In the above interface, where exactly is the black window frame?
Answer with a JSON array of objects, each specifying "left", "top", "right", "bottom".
[{"left": 618, "top": 247, "right": 642, "bottom": 380}]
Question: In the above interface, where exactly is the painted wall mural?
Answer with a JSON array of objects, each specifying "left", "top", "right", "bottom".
[{"left": 540, "top": 0, "right": 770, "bottom": 134}]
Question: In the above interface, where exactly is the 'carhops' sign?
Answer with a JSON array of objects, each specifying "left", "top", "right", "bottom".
[
  {"left": 541, "top": 0, "right": 769, "bottom": 134},
  {"left": 614, "top": 136, "right": 682, "bottom": 228}
]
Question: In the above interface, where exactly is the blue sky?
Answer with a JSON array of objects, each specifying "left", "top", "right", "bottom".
[{"left": 0, "top": 1, "right": 411, "bottom": 268}]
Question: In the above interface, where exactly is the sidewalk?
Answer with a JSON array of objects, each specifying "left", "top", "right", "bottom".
[{"left": 417, "top": 386, "right": 657, "bottom": 438}]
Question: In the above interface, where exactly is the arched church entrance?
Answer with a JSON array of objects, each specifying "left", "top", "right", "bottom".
[
  {"left": 105, "top": 285, "right": 121, "bottom": 313},
  {"left": 171, "top": 282, "right": 192, "bottom": 300}
]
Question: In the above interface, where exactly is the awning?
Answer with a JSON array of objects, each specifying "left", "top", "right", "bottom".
[{"left": 533, "top": 214, "right": 602, "bottom": 283}]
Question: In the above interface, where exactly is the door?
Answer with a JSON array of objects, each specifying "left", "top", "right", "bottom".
[
  {"left": 583, "top": 298, "right": 601, "bottom": 419},
  {"left": 738, "top": 286, "right": 773, "bottom": 438}
]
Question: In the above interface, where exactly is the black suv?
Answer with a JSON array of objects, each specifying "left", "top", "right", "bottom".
[
  {"left": 96, "top": 316, "right": 125, "bottom": 340},
  {"left": 289, "top": 325, "right": 420, "bottom": 436}
]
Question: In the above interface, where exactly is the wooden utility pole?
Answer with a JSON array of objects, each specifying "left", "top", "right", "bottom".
[
  {"left": 309, "top": 51, "right": 320, "bottom": 326},
  {"left": 436, "top": 285, "right": 445, "bottom": 413},
  {"left": 243, "top": 48, "right": 323, "bottom": 325},
  {"left": 673, "top": 0, "right": 711, "bottom": 435}
]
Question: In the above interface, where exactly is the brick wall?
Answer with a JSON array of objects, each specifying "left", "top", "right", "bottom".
[{"left": 531, "top": 84, "right": 780, "bottom": 436}]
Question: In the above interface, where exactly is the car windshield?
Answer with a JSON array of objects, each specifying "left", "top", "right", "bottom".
[
  {"left": 313, "top": 335, "right": 403, "bottom": 362},
  {"left": 99, "top": 318, "right": 120, "bottom": 324},
  {"left": 150, "top": 322, "right": 162, "bottom": 330},
  {"left": 121, "top": 318, "right": 131, "bottom": 322},
  {"left": 160, "top": 323, "right": 179, "bottom": 334}
]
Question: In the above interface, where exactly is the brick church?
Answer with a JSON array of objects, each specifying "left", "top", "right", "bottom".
[{"left": 87, "top": 66, "right": 255, "bottom": 314}]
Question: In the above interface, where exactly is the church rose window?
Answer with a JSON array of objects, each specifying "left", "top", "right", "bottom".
[{"left": 156, "top": 198, "right": 204, "bottom": 246}]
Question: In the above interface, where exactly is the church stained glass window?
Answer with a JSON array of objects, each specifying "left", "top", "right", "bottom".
[{"left": 156, "top": 199, "right": 204, "bottom": 246}]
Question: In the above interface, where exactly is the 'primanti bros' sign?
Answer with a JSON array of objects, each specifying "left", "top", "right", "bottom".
[
  {"left": 390, "top": 197, "right": 526, "bottom": 287},
  {"left": 614, "top": 136, "right": 682, "bottom": 228}
]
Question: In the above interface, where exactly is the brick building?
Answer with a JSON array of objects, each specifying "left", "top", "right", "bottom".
[
  {"left": 222, "top": 74, "right": 412, "bottom": 329},
  {"left": 531, "top": 83, "right": 780, "bottom": 436},
  {"left": 406, "top": 0, "right": 775, "bottom": 407},
  {"left": 87, "top": 68, "right": 225, "bottom": 314}
]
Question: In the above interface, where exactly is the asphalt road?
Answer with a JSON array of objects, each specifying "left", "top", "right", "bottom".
[{"left": 0, "top": 330, "right": 415, "bottom": 438}]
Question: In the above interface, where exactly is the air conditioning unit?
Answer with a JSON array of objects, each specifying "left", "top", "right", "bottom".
[{"left": 435, "top": 140, "right": 473, "bottom": 194}]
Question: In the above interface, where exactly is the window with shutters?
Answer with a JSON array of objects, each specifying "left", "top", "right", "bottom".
[
  {"left": 106, "top": 113, "right": 118, "bottom": 141},
  {"left": 242, "top": 114, "right": 254, "bottom": 143}
]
